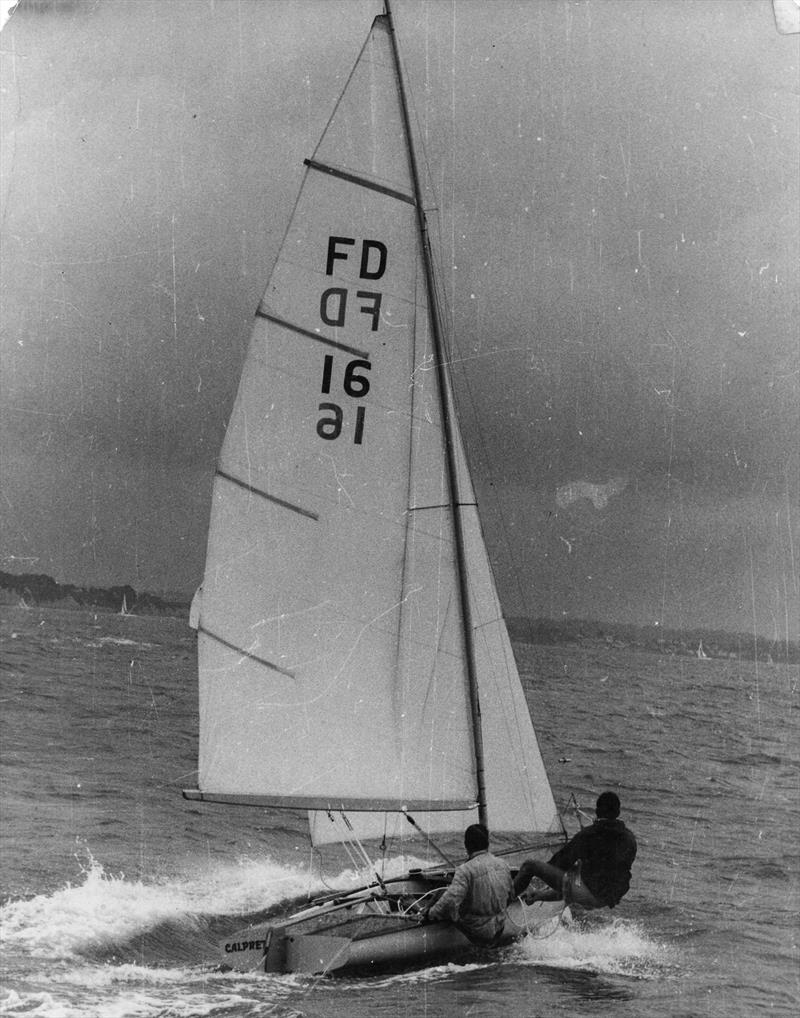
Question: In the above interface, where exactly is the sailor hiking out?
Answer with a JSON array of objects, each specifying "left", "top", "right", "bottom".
[{"left": 513, "top": 791, "right": 637, "bottom": 910}]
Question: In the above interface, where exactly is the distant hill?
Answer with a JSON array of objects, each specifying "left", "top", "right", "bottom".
[
  {"left": 2, "top": 571, "right": 795, "bottom": 664},
  {"left": 0, "top": 571, "right": 189, "bottom": 617},
  {"left": 507, "top": 616, "right": 799, "bottom": 665}
]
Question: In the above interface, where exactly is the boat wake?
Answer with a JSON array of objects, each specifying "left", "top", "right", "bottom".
[
  {"left": 0, "top": 857, "right": 675, "bottom": 1018},
  {"left": 345, "top": 915, "right": 674, "bottom": 991},
  {"left": 305, "top": 915, "right": 675, "bottom": 993},
  {"left": 86, "top": 635, "right": 153, "bottom": 648},
  {"left": 513, "top": 912, "right": 677, "bottom": 979},
  {"left": 0, "top": 851, "right": 439, "bottom": 965},
  {"left": 0, "top": 854, "right": 318, "bottom": 964},
  {"left": 0, "top": 968, "right": 305, "bottom": 1018}
]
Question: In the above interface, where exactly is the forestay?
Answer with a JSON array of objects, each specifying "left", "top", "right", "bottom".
[{"left": 187, "top": 16, "right": 560, "bottom": 848}]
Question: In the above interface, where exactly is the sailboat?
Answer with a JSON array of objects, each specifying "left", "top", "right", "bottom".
[{"left": 184, "top": 3, "right": 566, "bottom": 975}]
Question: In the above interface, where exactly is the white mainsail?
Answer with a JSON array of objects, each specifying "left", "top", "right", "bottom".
[{"left": 188, "top": 15, "right": 559, "bottom": 847}]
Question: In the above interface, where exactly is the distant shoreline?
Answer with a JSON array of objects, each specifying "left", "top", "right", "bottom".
[
  {"left": 0, "top": 570, "right": 189, "bottom": 618},
  {"left": 1, "top": 570, "right": 796, "bottom": 663},
  {"left": 505, "top": 617, "right": 798, "bottom": 665}
]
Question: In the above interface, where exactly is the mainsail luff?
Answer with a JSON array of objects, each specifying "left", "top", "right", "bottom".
[{"left": 384, "top": 0, "right": 488, "bottom": 829}]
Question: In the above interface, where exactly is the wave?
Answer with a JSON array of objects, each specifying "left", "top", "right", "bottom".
[
  {"left": 0, "top": 859, "right": 679, "bottom": 1018},
  {"left": 513, "top": 913, "right": 677, "bottom": 979},
  {"left": 0, "top": 855, "right": 305, "bottom": 963},
  {"left": 283, "top": 912, "right": 675, "bottom": 993},
  {"left": 83, "top": 636, "right": 154, "bottom": 649},
  {"left": 0, "top": 852, "right": 671, "bottom": 964},
  {"left": 0, "top": 851, "right": 436, "bottom": 965},
  {"left": 0, "top": 973, "right": 305, "bottom": 1018},
  {"left": 713, "top": 751, "right": 789, "bottom": 767}
]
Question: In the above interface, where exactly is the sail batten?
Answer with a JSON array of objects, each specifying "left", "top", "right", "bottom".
[
  {"left": 196, "top": 626, "right": 296, "bottom": 679},
  {"left": 215, "top": 470, "right": 319, "bottom": 520},
  {"left": 255, "top": 308, "right": 370, "bottom": 358},
  {"left": 304, "top": 158, "right": 415, "bottom": 205}
]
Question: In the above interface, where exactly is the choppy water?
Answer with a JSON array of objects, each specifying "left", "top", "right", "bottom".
[{"left": 1, "top": 605, "right": 797, "bottom": 1017}]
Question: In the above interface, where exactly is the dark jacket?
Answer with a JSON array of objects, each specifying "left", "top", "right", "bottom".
[{"left": 549, "top": 818, "right": 637, "bottom": 907}]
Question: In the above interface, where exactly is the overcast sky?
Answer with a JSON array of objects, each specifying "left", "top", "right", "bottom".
[{"left": 1, "top": 0, "right": 797, "bottom": 640}]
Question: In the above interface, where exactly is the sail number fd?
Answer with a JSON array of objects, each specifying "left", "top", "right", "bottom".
[{"left": 316, "top": 236, "right": 384, "bottom": 445}]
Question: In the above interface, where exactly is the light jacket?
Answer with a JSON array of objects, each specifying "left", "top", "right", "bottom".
[{"left": 428, "top": 850, "right": 514, "bottom": 942}]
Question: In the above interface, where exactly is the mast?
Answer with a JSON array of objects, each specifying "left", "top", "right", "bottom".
[{"left": 384, "top": 0, "right": 488, "bottom": 828}]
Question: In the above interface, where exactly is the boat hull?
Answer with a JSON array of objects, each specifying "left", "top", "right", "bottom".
[{"left": 220, "top": 878, "right": 564, "bottom": 975}]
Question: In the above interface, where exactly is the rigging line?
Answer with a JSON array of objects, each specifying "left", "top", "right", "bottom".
[
  {"left": 431, "top": 275, "right": 532, "bottom": 643},
  {"left": 422, "top": 176, "right": 538, "bottom": 663},
  {"left": 312, "top": 837, "right": 361, "bottom": 896},
  {"left": 385, "top": 0, "right": 488, "bottom": 829},
  {"left": 411, "top": 57, "right": 532, "bottom": 651},
  {"left": 472, "top": 615, "right": 507, "bottom": 630},
  {"left": 403, "top": 811, "right": 456, "bottom": 867},
  {"left": 408, "top": 501, "right": 478, "bottom": 511},
  {"left": 511, "top": 900, "right": 566, "bottom": 940},
  {"left": 395, "top": 285, "right": 419, "bottom": 775},
  {"left": 378, "top": 813, "right": 390, "bottom": 878},
  {"left": 323, "top": 811, "right": 372, "bottom": 880},
  {"left": 567, "top": 792, "right": 592, "bottom": 829},
  {"left": 309, "top": 15, "right": 374, "bottom": 167},
  {"left": 386, "top": 0, "right": 444, "bottom": 226},
  {"left": 338, "top": 810, "right": 388, "bottom": 892}
]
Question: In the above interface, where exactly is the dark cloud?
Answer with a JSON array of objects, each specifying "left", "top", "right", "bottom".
[{"left": 1, "top": 0, "right": 797, "bottom": 636}]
